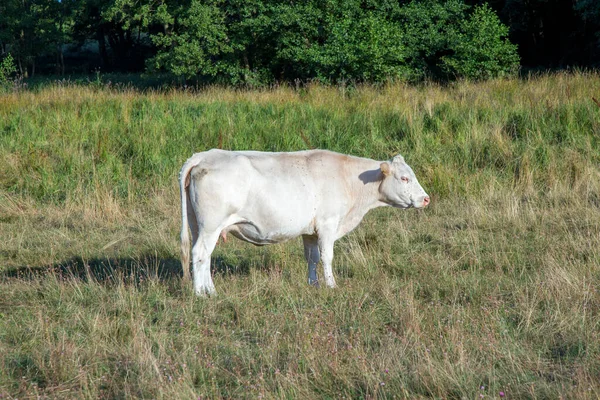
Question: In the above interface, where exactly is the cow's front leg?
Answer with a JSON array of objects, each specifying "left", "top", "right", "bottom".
[
  {"left": 318, "top": 236, "right": 336, "bottom": 288},
  {"left": 302, "top": 235, "right": 320, "bottom": 286}
]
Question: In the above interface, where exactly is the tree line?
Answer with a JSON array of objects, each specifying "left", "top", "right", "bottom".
[{"left": 0, "top": 0, "right": 598, "bottom": 84}]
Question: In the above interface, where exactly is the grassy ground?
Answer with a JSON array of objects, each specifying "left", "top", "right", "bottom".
[{"left": 1, "top": 73, "right": 600, "bottom": 398}]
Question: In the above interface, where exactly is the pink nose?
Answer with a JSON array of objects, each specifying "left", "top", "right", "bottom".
[{"left": 422, "top": 196, "right": 430, "bottom": 207}]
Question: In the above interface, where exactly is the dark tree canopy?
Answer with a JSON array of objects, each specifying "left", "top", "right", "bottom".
[
  {"left": 0, "top": 0, "right": 597, "bottom": 84},
  {"left": 468, "top": 0, "right": 600, "bottom": 68}
]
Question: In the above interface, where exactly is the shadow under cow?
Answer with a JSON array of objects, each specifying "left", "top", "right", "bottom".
[{"left": 1, "top": 253, "right": 259, "bottom": 284}]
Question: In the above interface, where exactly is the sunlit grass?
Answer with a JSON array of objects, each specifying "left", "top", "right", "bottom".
[{"left": 1, "top": 72, "right": 599, "bottom": 398}]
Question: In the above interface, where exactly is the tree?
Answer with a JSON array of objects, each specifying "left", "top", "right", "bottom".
[
  {"left": 71, "top": 0, "right": 155, "bottom": 72},
  {"left": 464, "top": 0, "right": 600, "bottom": 67},
  {"left": 0, "top": 0, "right": 525, "bottom": 82},
  {"left": 442, "top": 4, "right": 519, "bottom": 79},
  {"left": 270, "top": 0, "right": 409, "bottom": 83},
  {"left": 395, "top": 0, "right": 469, "bottom": 80},
  {"left": 148, "top": 0, "right": 241, "bottom": 81},
  {"left": 575, "top": 0, "right": 600, "bottom": 65}
]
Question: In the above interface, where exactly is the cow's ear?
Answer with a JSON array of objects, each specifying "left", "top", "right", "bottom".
[
  {"left": 380, "top": 162, "right": 391, "bottom": 176},
  {"left": 392, "top": 154, "right": 405, "bottom": 164}
]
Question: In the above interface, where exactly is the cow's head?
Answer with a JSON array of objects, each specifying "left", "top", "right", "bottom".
[{"left": 379, "top": 155, "right": 430, "bottom": 209}]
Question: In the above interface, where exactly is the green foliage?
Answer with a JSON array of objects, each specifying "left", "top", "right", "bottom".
[
  {"left": 149, "top": 0, "right": 240, "bottom": 80},
  {"left": 291, "top": 7, "right": 409, "bottom": 82},
  {"left": 395, "top": 0, "right": 469, "bottom": 79},
  {"left": 4, "top": 0, "right": 600, "bottom": 81},
  {"left": 442, "top": 5, "right": 520, "bottom": 79},
  {"left": 136, "top": 0, "right": 520, "bottom": 84},
  {"left": 0, "top": 0, "right": 72, "bottom": 77},
  {"left": 241, "top": 0, "right": 411, "bottom": 83},
  {"left": 0, "top": 0, "right": 522, "bottom": 83},
  {"left": 102, "top": 0, "right": 158, "bottom": 30},
  {"left": 0, "top": 54, "right": 17, "bottom": 88}
]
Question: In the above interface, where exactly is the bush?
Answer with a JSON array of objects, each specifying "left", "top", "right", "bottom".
[
  {"left": 143, "top": 0, "right": 520, "bottom": 84},
  {"left": 148, "top": 0, "right": 241, "bottom": 81},
  {"left": 395, "top": 0, "right": 469, "bottom": 80},
  {"left": 282, "top": 8, "right": 410, "bottom": 83},
  {"left": 441, "top": 5, "right": 520, "bottom": 79},
  {"left": 0, "top": 53, "right": 17, "bottom": 89}
]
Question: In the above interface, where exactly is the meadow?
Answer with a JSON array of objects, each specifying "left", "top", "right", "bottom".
[{"left": 1, "top": 73, "right": 599, "bottom": 399}]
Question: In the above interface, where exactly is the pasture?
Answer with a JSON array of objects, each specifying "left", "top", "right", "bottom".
[{"left": 1, "top": 74, "right": 600, "bottom": 398}]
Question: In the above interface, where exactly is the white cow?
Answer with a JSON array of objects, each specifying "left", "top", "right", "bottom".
[{"left": 179, "top": 149, "right": 429, "bottom": 296}]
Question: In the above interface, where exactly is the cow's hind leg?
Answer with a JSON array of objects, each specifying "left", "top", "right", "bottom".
[
  {"left": 318, "top": 236, "right": 337, "bottom": 288},
  {"left": 191, "top": 230, "right": 220, "bottom": 296},
  {"left": 302, "top": 235, "right": 320, "bottom": 286}
]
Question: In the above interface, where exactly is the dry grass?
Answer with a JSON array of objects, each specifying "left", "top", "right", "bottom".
[{"left": 1, "top": 72, "right": 600, "bottom": 398}]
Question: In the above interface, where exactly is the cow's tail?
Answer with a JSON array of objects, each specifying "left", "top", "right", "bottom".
[{"left": 179, "top": 156, "right": 201, "bottom": 281}]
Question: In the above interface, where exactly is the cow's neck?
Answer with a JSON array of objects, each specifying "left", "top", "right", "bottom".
[{"left": 337, "top": 162, "right": 388, "bottom": 237}]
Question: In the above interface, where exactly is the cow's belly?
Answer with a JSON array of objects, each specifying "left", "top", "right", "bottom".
[
  {"left": 216, "top": 168, "right": 320, "bottom": 245},
  {"left": 224, "top": 219, "right": 312, "bottom": 246},
  {"left": 224, "top": 180, "right": 317, "bottom": 245}
]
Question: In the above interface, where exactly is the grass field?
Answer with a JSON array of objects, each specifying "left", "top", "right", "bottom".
[{"left": 1, "top": 73, "right": 600, "bottom": 398}]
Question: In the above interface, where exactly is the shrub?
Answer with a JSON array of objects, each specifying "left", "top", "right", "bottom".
[
  {"left": 441, "top": 4, "right": 520, "bottom": 80},
  {"left": 0, "top": 53, "right": 17, "bottom": 89},
  {"left": 145, "top": 0, "right": 520, "bottom": 84}
]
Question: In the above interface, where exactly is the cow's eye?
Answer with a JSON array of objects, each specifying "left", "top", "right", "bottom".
[{"left": 400, "top": 176, "right": 409, "bottom": 183}]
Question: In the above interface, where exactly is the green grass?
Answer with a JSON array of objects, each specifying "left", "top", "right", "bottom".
[{"left": 1, "top": 73, "right": 600, "bottom": 398}]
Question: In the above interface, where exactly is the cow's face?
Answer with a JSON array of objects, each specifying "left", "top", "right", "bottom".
[{"left": 379, "top": 155, "right": 430, "bottom": 209}]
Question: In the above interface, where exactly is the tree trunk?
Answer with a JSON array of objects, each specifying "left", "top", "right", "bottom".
[
  {"left": 18, "top": 56, "right": 23, "bottom": 77},
  {"left": 56, "top": 47, "right": 60, "bottom": 75},
  {"left": 59, "top": 5, "right": 65, "bottom": 75},
  {"left": 98, "top": 26, "right": 109, "bottom": 70},
  {"left": 60, "top": 47, "right": 64, "bottom": 75}
]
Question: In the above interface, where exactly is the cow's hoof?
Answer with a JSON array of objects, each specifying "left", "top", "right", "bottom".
[{"left": 195, "top": 287, "right": 217, "bottom": 297}]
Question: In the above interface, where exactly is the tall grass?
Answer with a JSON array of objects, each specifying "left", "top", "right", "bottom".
[
  {"left": 1, "top": 72, "right": 599, "bottom": 398},
  {"left": 2, "top": 72, "right": 599, "bottom": 204}
]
